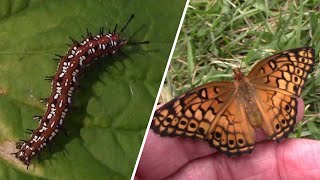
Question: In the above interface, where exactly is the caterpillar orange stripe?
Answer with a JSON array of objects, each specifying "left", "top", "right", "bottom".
[{"left": 13, "top": 15, "right": 148, "bottom": 168}]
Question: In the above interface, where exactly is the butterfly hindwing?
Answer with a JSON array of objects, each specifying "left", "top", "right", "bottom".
[
  {"left": 255, "top": 89, "right": 298, "bottom": 141},
  {"left": 205, "top": 97, "right": 256, "bottom": 156}
]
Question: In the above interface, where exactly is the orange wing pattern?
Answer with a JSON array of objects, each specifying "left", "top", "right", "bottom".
[
  {"left": 248, "top": 47, "right": 314, "bottom": 96},
  {"left": 151, "top": 47, "right": 315, "bottom": 156},
  {"left": 152, "top": 82, "right": 257, "bottom": 156},
  {"left": 152, "top": 82, "right": 234, "bottom": 138},
  {"left": 255, "top": 89, "right": 298, "bottom": 141},
  {"left": 205, "top": 97, "right": 256, "bottom": 156},
  {"left": 249, "top": 47, "right": 315, "bottom": 141}
]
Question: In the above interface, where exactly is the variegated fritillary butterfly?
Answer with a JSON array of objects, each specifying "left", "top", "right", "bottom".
[{"left": 151, "top": 47, "right": 315, "bottom": 156}]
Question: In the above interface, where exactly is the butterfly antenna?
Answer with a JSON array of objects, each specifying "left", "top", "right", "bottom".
[
  {"left": 120, "top": 14, "right": 135, "bottom": 33},
  {"left": 239, "top": 56, "right": 244, "bottom": 71},
  {"left": 208, "top": 51, "right": 233, "bottom": 71}
]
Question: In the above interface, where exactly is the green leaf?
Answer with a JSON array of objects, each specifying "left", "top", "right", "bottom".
[{"left": 0, "top": 0, "right": 186, "bottom": 179}]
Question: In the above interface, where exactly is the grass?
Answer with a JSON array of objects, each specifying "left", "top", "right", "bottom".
[{"left": 159, "top": 0, "right": 320, "bottom": 140}]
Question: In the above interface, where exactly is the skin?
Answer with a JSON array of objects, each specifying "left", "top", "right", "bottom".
[{"left": 135, "top": 98, "right": 320, "bottom": 180}]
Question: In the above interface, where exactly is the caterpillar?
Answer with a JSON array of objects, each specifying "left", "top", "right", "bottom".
[{"left": 13, "top": 15, "right": 148, "bottom": 168}]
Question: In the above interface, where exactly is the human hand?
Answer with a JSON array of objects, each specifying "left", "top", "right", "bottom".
[{"left": 135, "top": 98, "right": 320, "bottom": 180}]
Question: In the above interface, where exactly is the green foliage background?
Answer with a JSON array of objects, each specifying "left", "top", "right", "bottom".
[
  {"left": 161, "top": 0, "right": 320, "bottom": 141},
  {"left": 0, "top": 0, "right": 186, "bottom": 179}
]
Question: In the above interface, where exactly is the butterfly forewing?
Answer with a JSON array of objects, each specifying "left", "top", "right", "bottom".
[
  {"left": 248, "top": 47, "right": 315, "bottom": 96},
  {"left": 152, "top": 47, "right": 315, "bottom": 157},
  {"left": 152, "top": 82, "right": 234, "bottom": 139}
]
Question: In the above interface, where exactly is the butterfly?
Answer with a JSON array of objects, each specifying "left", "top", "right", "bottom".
[{"left": 151, "top": 47, "right": 315, "bottom": 156}]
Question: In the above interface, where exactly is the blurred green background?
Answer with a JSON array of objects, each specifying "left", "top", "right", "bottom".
[{"left": 0, "top": 0, "right": 186, "bottom": 179}]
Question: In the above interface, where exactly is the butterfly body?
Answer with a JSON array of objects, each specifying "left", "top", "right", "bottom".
[
  {"left": 234, "top": 75, "right": 263, "bottom": 128},
  {"left": 152, "top": 47, "right": 315, "bottom": 156}
]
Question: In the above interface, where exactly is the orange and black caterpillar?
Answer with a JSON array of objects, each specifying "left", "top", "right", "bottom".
[{"left": 13, "top": 15, "right": 148, "bottom": 168}]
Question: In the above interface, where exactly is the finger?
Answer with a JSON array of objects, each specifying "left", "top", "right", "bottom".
[
  {"left": 296, "top": 97, "right": 304, "bottom": 121},
  {"left": 136, "top": 129, "right": 214, "bottom": 180},
  {"left": 136, "top": 98, "right": 305, "bottom": 180},
  {"left": 165, "top": 139, "right": 320, "bottom": 180}
]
